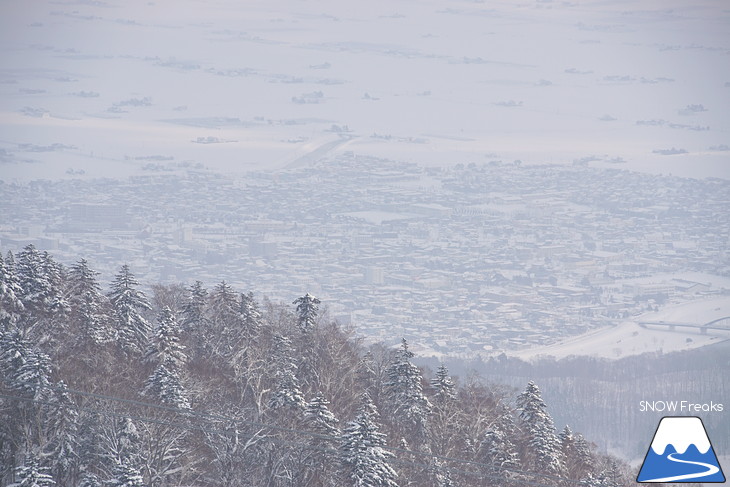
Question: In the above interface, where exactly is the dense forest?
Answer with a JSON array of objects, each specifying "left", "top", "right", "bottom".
[
  {"left": 431, "top": 342, "right": 730, "bottom": 460},
  {"left": 2, "top": 245, "right": 647, "bottom": 486}
]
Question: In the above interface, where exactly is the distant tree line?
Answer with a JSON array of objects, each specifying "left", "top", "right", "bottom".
[{"left": 0, "top": 245, "right": 640, "bottom": 487}]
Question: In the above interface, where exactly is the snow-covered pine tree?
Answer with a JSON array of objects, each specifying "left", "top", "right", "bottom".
[
  {"left": 140, "top": 306, "right": 192, "bottom": 478},
  {"left": 560, "top": 424, "right": 583, "bottom": 478},
  {"left": 78, "top": 472, "right": 102, "bottom": 487},
  {"left": 339, "top": 393, "right": 399, "bottom": 487},
  {"left": 303, "top": 392, "right": 340, "bottom": 485},
  {"left": 516, "top": 381, "right": 564, "bottom": 476},
  {"left": 578, "top": 472, "right": 609, "bottom": 487},
  {"left": 571, "top": 432, "right": 594, "bottom": 479},
  {"left": 142, "top": 363, "right": 191, "bottom": 410},
  {"left": 44, "top": 381, "right": 80, "bottom": 485},
  {"left": 268, "top": 334, "right": 305, "bottom": 412},
  {"left": 208, "top": 281, "right": 238, "bottom": 322},
  {"left": 207, "top": 281, "right": 241, "bottom": 357},
  {"left": 428, "top": 362, "right": 461, "bottom": 458},
  {"left": 144, "top": 307, "right": 186, "bottom": 370},
  {"left": 79, "top": 472, "right": 102, "bottom": 487},
  {"left": 108, "top": 265, "right": 151, "bottom": 356},
  {"left": 305, "top": 392, "right": 340, "bottom": 437},
  {"left": 479, "top": 403, "right": 520, "bottom": 483},
  {"left": 293, "top": 293, "right": 320, "bottom": 334},
  {"left": 6, "top": 336, "right": 53, "bottom": 402},
  {"left": 430, "top": 363, "right": 456, "bottom": 406},
  {"left": 75, "top": 413, "right": 106, "bottom": 484},
  {"left": 239, "top": 291, "right": 262, "bottom": 339},
  {"left": 68, "top": 259, "right": 113, "bottom": 346},
  {"left": 15, "top": 245, "right": 67, "bottom": 334},
  {"left": 9, "top": 455, "right": 56, "bottom": 487},
  {"left": 106, "top": 461, "right": 145, "bottom": 487},
  {"left": 180, "top": 281, "right": 207, "bottom": 334},
  {"left": 0, "top": 251, "right": 24, "bottom": 329},
  {"left": 384, "top": 338, "right": 432, "bottom": 446}
]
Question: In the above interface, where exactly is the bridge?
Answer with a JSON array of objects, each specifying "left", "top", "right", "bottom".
[{"left": 638, "top": 316, "right": 730, "bottom": 334}]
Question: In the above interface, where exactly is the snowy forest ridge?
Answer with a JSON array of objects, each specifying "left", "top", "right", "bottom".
[{"left": 1, "top": 246, "right": 639, "bottom": 487}]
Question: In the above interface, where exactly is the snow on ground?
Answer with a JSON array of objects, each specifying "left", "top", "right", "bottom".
[
  {"left": 509, "top": 296, "right": 730, "bottom": 361},
  {"left": 1, "top": 0, "right": 729, "bottom": 181}
]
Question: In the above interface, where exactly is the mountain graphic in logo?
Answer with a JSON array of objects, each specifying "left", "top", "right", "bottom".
[{"left": 637, "top": 416, "right": 725, "bottom": 483}]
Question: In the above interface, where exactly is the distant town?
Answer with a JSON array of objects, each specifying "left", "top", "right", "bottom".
[{"left": 2, "top": 156, "right": 729, "bottom": 357}]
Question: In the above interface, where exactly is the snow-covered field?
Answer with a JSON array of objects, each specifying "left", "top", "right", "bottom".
[
  {"left": 1, "top": 0, "right": 729, "bottom": 181},
  {"left": 510, "top": 295, "right": 730, "bottom": 361}
]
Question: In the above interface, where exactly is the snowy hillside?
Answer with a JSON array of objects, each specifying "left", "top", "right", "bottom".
[{"left": 510, "top": 295, "right": 730, "bottom": 360}]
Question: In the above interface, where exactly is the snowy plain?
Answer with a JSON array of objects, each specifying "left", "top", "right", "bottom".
[
  {"left": 1, "top": 0, "right": 729, "bottom": 181},
  {"left": 509, "top": 295, "right": 730, "bottom": 361}
]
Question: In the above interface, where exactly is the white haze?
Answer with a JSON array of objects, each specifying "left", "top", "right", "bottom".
[{"left": 1, "top": 0, "right": 729, "bottom": 181}]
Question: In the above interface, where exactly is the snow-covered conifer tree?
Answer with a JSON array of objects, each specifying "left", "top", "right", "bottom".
[
  {"left": 573, "top": 433, "right": 594, "bottom": 476},
  {"left": 108, "top": 265, "right": 151, "bottom": 356},
  {"left": 431, "top": 460, "right": 454, "bottom": 487},
  {"left": 239, "top": 291, "right": 262, "bottom": 338},
  {"left": 180, "top": 281, "right": 207, "bottom": 332},
  {"left": 384, "top": 339, "right": 432, "bottom": 445},
  {"left": 303, "top": 392, "right": 340, "bottom": 485},
  {"left": 207, "top": 281, "right": 241, "bottom": 356},
  {"left": 516, "top": 381, "right": 564, "bottom": 475},
  {"left": 0, "top": 252, "right": 24, "bottom": 329},
  {"left": 305, "top": 392, "right": 339, "bottom": 437},
  {"left": 44, "top": 381, "right": 80, "bottom": 486},
  {"left": 479, "top": 404, "right": 520, "bottom": 481},
  {"left": 578, "top": 472, "right": 609, "bottom": 487},
  {"left": 15, "top": 245, "right": 67, "bottom": 331},
  {"left": 430, "top": 363, "right": 456, "bottom": 406},
  {"left": 78, "top": 472, "right": 101, "bottom": 487},
  {"left": 293, "top": 293, "right": 320, "bottom": 334},
  {"left": 208, "top": 281, "right": 238, "bottom": 325},
  {"left": 142, "top": 363, "right": 191, "bottom": 410},
  {"left": 9, "top": 456, "right": 55, "bottom": 487},
  {"left": 106, "top": 461, "right": 145, "bottom": 487},
  {"left": 268, "top": 334, "right": 305, "bottom": 412},
  {"left": 69, "top": 259, "right": 113, "bottom": 346},
  {"left": 0, "top": 331, "right": 53, "bottom": 401},
  {"left": 144, "top": 307, "right": 186, "bottom": 369},
  {"left": 339, "top": 393, "right": 398, "bottom": 487}
]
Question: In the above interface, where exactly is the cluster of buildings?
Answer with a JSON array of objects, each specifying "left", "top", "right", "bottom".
[{"left": 2, "top": 155, "right": 728, "bottom": 357}]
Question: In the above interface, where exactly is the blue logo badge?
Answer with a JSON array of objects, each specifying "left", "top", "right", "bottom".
[{"left": 637, "top": 416, "right": 725, "bottom": 483}]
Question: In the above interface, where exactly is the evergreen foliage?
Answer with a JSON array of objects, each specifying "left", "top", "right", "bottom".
[
  {"left": 268, "top": 334, "right": 305, "bottom": 412},
  {"left": 339, "top": 393, "right": 398, "bottom": 487},
  {"left": 293, "top": 293, "right": 320, "bottom": 334},
  {"left": 430, "top": 363, "right": 456, "bottom": 405},
  {"left": 9, "top": 457, "right": 55, "bottom": 487},
  {"left": 69, "top": 259, "right": 112, "bottom": 346},
  {"left": 384, "top": 339, "right": 432, "bottom": 445},
  {"left": 516, "top": 381, "right": 565, "bottom": 475},
  {"left": 0, "top": 252, "right": 23, "bottom": 329},
  {"left": 144, "top": 307, "right": 186, "bottom": 369},
  {"left": 108, "top": 265, "right": 151, "bottom": 355},
  {"left": 0, "top": 247, "right": 636, "bottom": 487}
]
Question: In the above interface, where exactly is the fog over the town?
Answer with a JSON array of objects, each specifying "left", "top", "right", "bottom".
[{"left": 3, "top": 0, "right": 729, "bottom": 353}]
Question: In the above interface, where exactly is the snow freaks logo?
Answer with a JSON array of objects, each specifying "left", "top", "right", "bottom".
[{"left": 637, "top": 416, "right": 726, "bottom": 483}]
